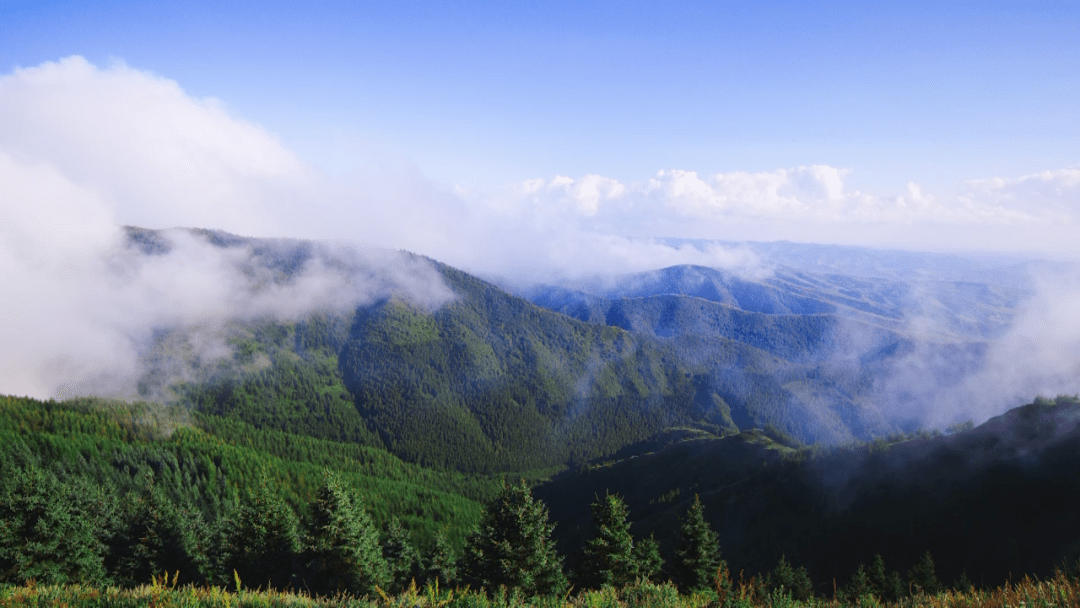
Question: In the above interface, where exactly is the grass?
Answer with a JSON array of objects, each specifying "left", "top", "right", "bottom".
[{"left": 3, "top": 571, "right": 1080, "bottom": 608}]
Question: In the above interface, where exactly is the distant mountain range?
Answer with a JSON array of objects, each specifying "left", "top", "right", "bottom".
[
  {"left": 660, "top": 237, "right": 1065, "bottom": 288},
  {"left": 9, "top": 226, "right": 1079, "bottom": 594},
  {"left": 117, "top": 227, "right": 1052, "bottom": 471}
]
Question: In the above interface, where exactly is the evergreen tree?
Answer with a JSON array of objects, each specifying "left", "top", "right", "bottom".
[
  {"left": 227, "top": 472, "right": 303, "bottom": 592},
  {"left": 306, "top": 471, "right": 388, "bottom": 597},
  {"left": 0, "top": 466, "right": 116, "bottom": 585},
  {"left": 111, "top": 474, "right": 211, "bottom": 586},
  {"left": 955, "top": 570, "right": 974, "bottom": 593},
  {"left": 767, "top": 554, "right": 813, "bottom": 601},
  {"left": 382, "top": 516, "right": 420, "bottom": 593},
  {"left": 462, "top": 479, "right": 567, "bottom": 597},
  {"left": 423, "top": 529, "right": 458, "bottom": 588},
  {"left": 843, "top": 563, "right": 874, "bottom": 603},
  {"left": 868, "top": 553, "right": 905, "bottom": 602},
  {"left": 582, "top": 492, "right": 638, "bottom": 588},
  {"left": 633, "top": 533, "right": 664, "bottom": 583},
  {"left": 908, "top": 551, "right": 941, "bottom": 595},
  {"left": 673, "top": 494, "right": 721, "bottom": 592}
]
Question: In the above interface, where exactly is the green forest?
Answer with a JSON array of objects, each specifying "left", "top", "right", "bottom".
[
  {"left": 5, "top": 392, "right": 1080, "bottom": 607},
  {"left": 4, "top": 230, "right": 1079, "bottom": 606}
]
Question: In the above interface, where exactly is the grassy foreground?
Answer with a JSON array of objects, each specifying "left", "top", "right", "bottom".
[{"left": 2, "top": 571, "right": 1079, "bottom": 608}]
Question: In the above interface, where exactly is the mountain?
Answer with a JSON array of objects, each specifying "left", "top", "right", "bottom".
[
  {"left": 9, "top": 226, "right": 1079, "bottom": 596},
  {"left": 110, "top": 227, "right": 1060, "bottom": 473},
  {"left": 522, "top": 262, "right": 1024, "bottom": 341},
  {"left": 120, "top": 227, "right": 941, "bottom": 472},
  {"left": 517, "top": 258, "right": 1035, "bottom": 438},
  {"left": 660, "top": 238, "right": 1063, "bottom": 289},
  {"left": 534, "top": 394, "right": 1080, "bottom": 591}
]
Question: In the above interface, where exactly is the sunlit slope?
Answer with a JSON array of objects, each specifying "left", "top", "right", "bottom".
[
  {"left": 0, "top": 395, "right": 493, "bottom": 549},
  {"left": 338, "top": 264, "right": 707, "bottom": 472},
  {"left": 334, "top": 259, "right": 926, "bottom": 470}
]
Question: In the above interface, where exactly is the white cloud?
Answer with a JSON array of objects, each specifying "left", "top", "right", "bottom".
[
  {"left": 962, "top": 166, "right": 1080, "bottom": 222},
  {"left": 493, "top": 163, "right": 1078, "bottom": 234},
  {"left": 515, "top": 173, "right": 626, "bottom": 216},
  {"left": 0, "top": 57, "right": 455, "bottom": 400},
  {"left": 5, "top": 55, "right": 1080, "bottom": 401},
  {"left": 0, "top": 55, "right": 310, "bottom": 236}
]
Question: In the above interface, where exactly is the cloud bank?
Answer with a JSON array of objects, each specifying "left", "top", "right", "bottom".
[
  {"left": 3, "top": 56, "right": 1079, "bottom": 413},
  {"left": 505, "top": 164, "right": 1070, "bottom": 229},
  {"left": 0, "top": 57, "right": 452, "bottom": 399}
]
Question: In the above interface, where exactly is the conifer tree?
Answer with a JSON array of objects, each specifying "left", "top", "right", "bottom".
[
  {"left": 112, "top": 474, "right": 211, "bottom": 586},
  {"left": 227, "top": 472, "right": 303, "bottom": 592},
  {"left": 908, "top": 551, "right": 941, "bottom": 595},
  {"left": 423, "top": 529, "right": 458, "bottom": 588},
  {"left": 462, "top": 479, "right": 567, "bottom": 596},
  {"left": 767, "top": 554, "right": 813, "bottom": 600},
  {"left": 382, "top": 516, "right": 420, "bottom": 593},
  {"left": 868, "top": 553, "right": 905, "bottom": 601},
  {"left": 307, "top": 471, "right": 388, "bottom": 596},
  {"left": 0, "top": 466, "right": 115, "bottom": 586},
  {"left": 843, "top": 563, "right": 873, "bottom": 602},
  {"left": 583, "top": 492, "right": 638, "bottom": 588},
  {"left": 633, "top": 533, "right": 664, "bottom": 582},
  {"left": 674, "top": 494, "right": 721, "bottom": 592}
]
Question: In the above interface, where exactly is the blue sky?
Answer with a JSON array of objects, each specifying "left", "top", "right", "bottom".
[
  {"left": 2, "top": 1, "right": 1079, "bottom": 268},
  {"left": 3, "top": 1, "right": 1080, "bottom": 400}
]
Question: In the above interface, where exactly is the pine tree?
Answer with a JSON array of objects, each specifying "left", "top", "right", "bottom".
[
  {"left": 633, "top": 533, "right": 664, "bottom": 582},
  {"left": 382, "top": 516, "right": 420, "bottom": 593},
  {"left": 0, "top": 466, "right": 116, "bottom": 585},
  {"left": 868, "top": 553, "right": 905, "bottom": 601},
  {"left": 582, "top": 492, "right": 638, "bottom": 588},
  {"left": 227, "top": 472, "right": 303, "bottom": 592},
  {"left": 908, "top": 551, "right": 941, "bottom": 595},
  {"left": 112, "top": 474, "right": 211, "bottom": 586},
  {"left": 462, "top": 479, "right": 567, "bottom": 596},
  {"left": 423, "top": 529, "right": 458, "bottom": 588},
  {"left": 674, "top": 494, "right": 721, "bottom": 592},
  {"left": 843, "top": 563, "right": 874, "bottom": 603},
  {"left": 767, "top": 554, "right": 813, "bottom": 600},
  {"left": 306, "top": 471, "right": 388, "bottom": 596},
  {"left": 955, "top": 570, "right": 974, "bottom": 593}
]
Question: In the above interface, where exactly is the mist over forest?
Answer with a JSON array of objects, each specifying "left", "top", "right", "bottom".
[{"left": 4, "top": 3, "right": 1080, "bottom": 603}]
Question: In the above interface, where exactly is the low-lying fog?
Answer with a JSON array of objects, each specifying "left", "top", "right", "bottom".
[{"left": 3, "top": 57, "right": 1079, "bottom": 437}]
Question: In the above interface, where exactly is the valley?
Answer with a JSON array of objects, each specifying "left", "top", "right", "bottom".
[{"left": 2, "top": 227, "right": 1078, "bottom": 603}]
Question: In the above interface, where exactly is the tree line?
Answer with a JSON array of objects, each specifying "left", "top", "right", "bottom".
[{"left": 2, "top": 459, "right": 952, "bottom": 605}]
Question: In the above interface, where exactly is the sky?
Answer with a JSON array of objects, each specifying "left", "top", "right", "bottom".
[
  {"left": 2, "top": 0, "right": 1079, "bottom": 275},
  {"left": 2, "top": 0, "right": 1080, "bottom": 413}
]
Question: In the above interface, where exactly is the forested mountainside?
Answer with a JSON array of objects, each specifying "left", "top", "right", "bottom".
[
  {"left": 7, "top": 390, "right": 1080, "bottom": 603},
  {"left": 518, "top": 260, "right": 1033, "bottom": 442},
  {"left": 535, "top": 394, "right": 1080, "bottom": 593},
  {"left": 124, "top": 227, "right": 923, "bottom": 473},
  {"left": 0, "top": 395, "right": 498, "bottom": 533},
  {"left": 4, "top": 227, "right": 1079, "bottom": 601},
  {"left": 0, "top": 394, "right": 497, "bottom": 588}
]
